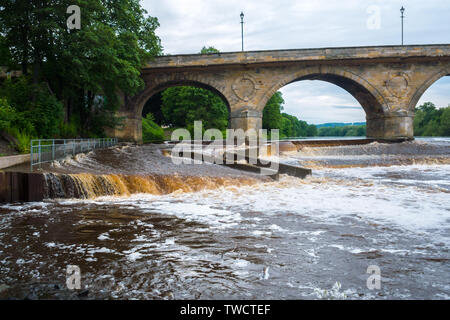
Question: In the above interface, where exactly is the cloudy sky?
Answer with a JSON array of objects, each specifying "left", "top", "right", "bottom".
[{"left": 142, "top": 0, "right": 449, "bottom": 124}]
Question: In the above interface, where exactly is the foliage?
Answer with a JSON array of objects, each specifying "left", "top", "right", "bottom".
[
  {"left": 318, "top": 125, "right": 366, "bottom": 137},
  {"left": 158, "top": 47, "right": 228, "bottom": 135},
  {"left": 0, "top": 36, "right": 13, "bottom": 68},
  {"left": 161, "top": 85, "right": 229, "bottom": 134},
  {"left": 0, "top": 0, "right": 162, "bottom": 137},
  {"left": 142, "top": 113, "right": 164, "bottom": 143},
  {"left": 263, "top": 92, "right": 284, "bottom": 131},
  {"left": 414, "top": 102, "right": 450, "bottom": 137},
  {"left": 200, "top": 46, "right": 220, "bottom": 54},
  {"left": 262, "top": 91, "right": 317, "bottom": 137},
  {"left": 0, "top": 77, "right": 63, "bottom": 138},
  {"left": 5, "top": 127, "right": 32, "bottom": 154},
  {"left": 59, "top": 118, "right": 79, "bottom": 139},
  {"left": 281, "top": 113, "right": 317, "bottom": 137},
  {"left": 0, "top": 98, "right": 15, "bottom": 131}
]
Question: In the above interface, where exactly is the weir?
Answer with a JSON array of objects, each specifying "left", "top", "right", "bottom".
[
  {"left": 0, "top": 171, "right": 263, "bottom": 203},
  {"left": 3, "top": 138, "right": 447, "bottom": 203}
]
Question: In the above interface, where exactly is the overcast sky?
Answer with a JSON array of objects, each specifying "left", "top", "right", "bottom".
[{"left": 142, "top": 0, "right": 450, "bottom": 124}]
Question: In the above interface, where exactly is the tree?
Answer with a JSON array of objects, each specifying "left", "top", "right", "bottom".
[
  {"left": 142, "top": 113, "right": 164, "bottom": 143},
  {"left": 201, "top": 46, "right": 220, "bottom": 54},
  {"left": 414, "top": 102, "right": 449, "bottom": 137},
  {"left": 439, "top": 107, "right": 450, "bottom": 136},
  {"left": 0, "top": 36, "right": 13, "bottom": 68},
  {"left": 160, "top": 47, "right": 229, "bottom": 133},
  {"left": 261, "top": 91, "right": 321, "bottom": 137},
  {"left": 0, "top": 0, "right": 162, "bottom": 137},
  {"left": 263, "top": 92, "right": 284, "bottom": 131},
  {"left": 161, "top": 86, "right": 229, "bottom": 132}
]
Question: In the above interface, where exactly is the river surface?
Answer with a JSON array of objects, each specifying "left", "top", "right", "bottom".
[{"left": 0, "top": 138, "right": 449, "bottom": 300}]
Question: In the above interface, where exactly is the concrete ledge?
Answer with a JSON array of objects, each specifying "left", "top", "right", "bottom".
[{"left": 0, "top": 154, "right": 32, "bottom": 170}]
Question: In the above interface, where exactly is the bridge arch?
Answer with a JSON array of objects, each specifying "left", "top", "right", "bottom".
[
  {"left": 408, "top": 68, "right": 450, "bottom": 112},
  {"left": 131, "top": 78, "right": 231, "bottom": 119},
  {"left": 258, "top": 66, "right": 388, "bottom": 118}
]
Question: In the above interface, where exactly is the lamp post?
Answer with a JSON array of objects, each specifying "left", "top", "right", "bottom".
[
  {"left": 400, "top": 6, "right": 405, "bottom": 46},
  {"left": 240, "top": 12, "right": 244, "bottom": 51}
]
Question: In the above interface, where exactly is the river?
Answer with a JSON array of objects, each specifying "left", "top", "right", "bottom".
[{"left": 0, "top": 138, "right": 449, "bottom": 299}]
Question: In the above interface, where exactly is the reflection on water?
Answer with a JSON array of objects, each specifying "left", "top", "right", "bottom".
[{"left": 0, "top": 139, "right": 449, "bottom": 299}]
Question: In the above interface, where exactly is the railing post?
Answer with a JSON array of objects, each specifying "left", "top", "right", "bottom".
[
  {"left": 30, "top": 141, "right": 33, "bottom": 172},
  {"left": 38, "top": 140, "right": 41, "bottom": 165},
  {"left": 29, "top": 137, "right": 115, "bottom": 169},
  {"left": 52, "top": 140, "right": 55, "bottom": 161}
]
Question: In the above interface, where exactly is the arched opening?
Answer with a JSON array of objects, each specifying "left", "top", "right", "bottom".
[
  {"left": 262, "top": 73, "right": 385, "bottom": 139},
  {"left": 412, "top": 75, "right": 450, "bottom": 137},
  {"left": 139, "top": 81, "right": 230, "bottom": 143}
]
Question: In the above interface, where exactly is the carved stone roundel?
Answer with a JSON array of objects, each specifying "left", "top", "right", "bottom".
[
  {"left": 386, "top": 72, "right": 409, "bottom": 98},
  {"left": 232, "top": 74, "right": 256, "bottom": 102}
]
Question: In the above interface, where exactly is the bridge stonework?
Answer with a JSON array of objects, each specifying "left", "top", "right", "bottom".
[{"left": 108, "top": 45, "right": 450, "bottom": 142}]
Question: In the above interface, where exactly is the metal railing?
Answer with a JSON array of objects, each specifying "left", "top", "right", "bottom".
[{"left": 30, "top": 138, "right": 118, "bottom": 171}]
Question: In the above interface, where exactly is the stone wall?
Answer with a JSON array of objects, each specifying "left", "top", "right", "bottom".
[{"left": 115, "top": 45, "right": 450, "bottom": 142}]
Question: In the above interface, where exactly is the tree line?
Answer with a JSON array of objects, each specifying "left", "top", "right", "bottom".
[
  {"left": 0, "top": 0, "right": 161, "bottom": 151},
  {"left": 414, "top": 102, "right": 450, "bottom": 137}
]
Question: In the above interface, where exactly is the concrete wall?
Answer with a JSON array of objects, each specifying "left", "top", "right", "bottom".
[
  {"left": 0, "top": 172, "right": 45, "bottom": 203},
  {"left": 0, "top": 154, "right": 35, "bottom": 170}
]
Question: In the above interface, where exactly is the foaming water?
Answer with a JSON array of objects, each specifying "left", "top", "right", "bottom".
[
  {"left": 43, "top": 173, "right": 261, "bottom": 199},
  {"left": 285, "top": 139, "right": 450, "bottom": 169},
  {"left": 0, "top": 139, "right": 449, "bottom": 300}
]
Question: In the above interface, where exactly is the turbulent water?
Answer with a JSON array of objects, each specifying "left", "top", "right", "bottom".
[{"left": 0, "top": 139, "right": 449, "bottom": 300}]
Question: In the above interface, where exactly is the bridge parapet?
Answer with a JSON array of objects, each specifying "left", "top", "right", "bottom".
[{"left": 145, "top": 45, "right": 450, "bottom": 69}]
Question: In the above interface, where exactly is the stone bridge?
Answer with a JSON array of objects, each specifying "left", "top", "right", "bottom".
[{"left": 110, "top": 44, "right": 450, "bottom": 142}]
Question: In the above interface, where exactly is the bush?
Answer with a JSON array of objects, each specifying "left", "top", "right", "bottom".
[
  {"left": 0, "top": 98, "right": 16, "bottom": 131},
  {"left": 5, "top": 127, "right": 33, "bottom": 153},
  {"left": 0, "top": 77, "right": 64, "bottom": 138},
  {"left": 59, "top": 118, "right": 79, "bottom": 139},
  {"left": 142, "top": 114, "right": 164, "bottom": 143}
]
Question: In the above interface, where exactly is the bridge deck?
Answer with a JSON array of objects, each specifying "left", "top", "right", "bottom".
[{"left": 145, "top": 44, "right": 450, "bottom": 70}]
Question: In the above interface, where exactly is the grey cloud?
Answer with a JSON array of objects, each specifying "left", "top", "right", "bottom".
[{"left": 142, "top": 0, "right": 449, "bottom": 122}]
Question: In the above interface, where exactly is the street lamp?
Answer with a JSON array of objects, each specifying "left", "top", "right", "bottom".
[
  {"left": 240, "top": 12, "right": 244, "bottom": 51},
  {"left": 400, "top": 6, "right": 405, "bottom": 46}
]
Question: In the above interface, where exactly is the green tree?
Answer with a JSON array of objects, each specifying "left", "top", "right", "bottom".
[
  {"left": 161, "top": 86, "right": 229, "bottom": 133},
  {"left": 263, "top": 92, "right": 284, "bottom": 131},
  {"left": 414, "top": 102, "right": 449, "bottom": 137},
  {"left": 160, "top": 47, "right": 229, "bottom": 134},
  {"left": 439, "top": 107, "right": 450, "bottom": 136},
  {"left": 0, "top": 36, "right": 13, "bottom": 68},
  {"left": 0, "top": 77, "right": 63, "bottom": 138},
  {"left": 200, "top": 46, "right": 220, "bottom": 54},
  {"left": 306, "top": 124, "right": 318, "bottom": 137},
  {"left": 142, "top": 113, "right": 164, "bottom": 143},
  {"left": 0, "top": 0, "right": 162, "bottom": 137},
  {"left": 0, "top": 98, "right": 15, "bottom": 131}
]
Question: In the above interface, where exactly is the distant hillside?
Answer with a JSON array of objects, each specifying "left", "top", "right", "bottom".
[{"left": 316, "top": 122, "right": 366, "bottom": 128}]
